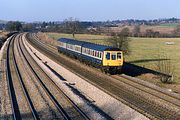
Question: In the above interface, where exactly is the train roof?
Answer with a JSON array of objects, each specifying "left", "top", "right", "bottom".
[
  {"left": 82, "top": 42, "right": 115, "bottom": 51},
  {"left": 58, "top": 38, "right": 121, "bottom": 51},
  {"left": 58, "top": 38, "right": 85, "bottom": 46}
]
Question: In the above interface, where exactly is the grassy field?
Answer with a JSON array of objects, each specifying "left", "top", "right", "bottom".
[
  {"left": 110, "top": 25, "right": 176, "bottom": 34},
  {"left": 127, "top": 37, "right": 180, "bottom": 83},
  {"left": 159, "top": 23, "right": 180, "bottom": 28},
  {"left": 47, "top": 33, "right": 180, "bottom": 84},
  {"left": 47, "top": 32, "right": 109, "bottom": 41}
]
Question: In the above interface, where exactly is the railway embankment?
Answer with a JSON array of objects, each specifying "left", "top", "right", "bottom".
[
  {"left": 28, "top": 33, "right": 179, "bottom": 119},
  {"left": 24, "top": 33, "right": 150, "bottom": 120},
  {"left": 37, "top": 32, "right": 180, "bottom": 93}
]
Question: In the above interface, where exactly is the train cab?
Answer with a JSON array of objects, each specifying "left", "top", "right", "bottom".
[{"left": 102, "top": 48, "right": 123, "bottom": 73}]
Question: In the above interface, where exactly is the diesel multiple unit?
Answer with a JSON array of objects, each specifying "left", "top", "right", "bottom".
[{"left": 57, "top": 38, "right": 123, "bottom": 73}]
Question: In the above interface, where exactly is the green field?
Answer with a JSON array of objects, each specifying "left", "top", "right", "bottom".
[
  {"left": 47, "top": 33, "right": 109, "bottom": 41},
  {"left": 47, "top": 33, "right": 180, "bottom": 83},
  {"left": 127, "top": 37, "right": 180, "bottom": 83},
  {"left": 159, "top": 23, "right": 180, "bottom": 28}
]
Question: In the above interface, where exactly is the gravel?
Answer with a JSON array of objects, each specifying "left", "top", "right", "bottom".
[
  {"left": 0, "top": 37, "right": 13, "bottom": 119},
  {"left": 23, "top": 35, "right": 149, "bottom": 120},
  {"left": 17, "top": 36, "right": 64, "bottom": 119}
]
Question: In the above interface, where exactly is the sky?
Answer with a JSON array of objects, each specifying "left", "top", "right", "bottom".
[{"left": 0, "top": 0, "right": 180, "bottom": 22}]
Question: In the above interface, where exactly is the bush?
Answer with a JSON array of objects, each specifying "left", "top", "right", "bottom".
[{"left": 155, "top": 53, "right": 174, "bottom": 83}]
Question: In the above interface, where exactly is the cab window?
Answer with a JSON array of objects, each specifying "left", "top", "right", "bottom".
[
  {"left": 106, "top": 52, "right": 110, "bottom": 60},
  {"left": 117, "top": 53, "right": 121, "bottom": 60},
  {"left": 111, "top": 53, "right": 116, "bottom": 60}
]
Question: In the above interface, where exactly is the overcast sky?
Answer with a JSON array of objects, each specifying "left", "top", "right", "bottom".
[{"left": 0, "top": 0, "right": 180, "bottom": 22}]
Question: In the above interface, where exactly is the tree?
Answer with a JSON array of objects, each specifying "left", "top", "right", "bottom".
[
  {"left": 120, "top": 27, "right": 130, "bottom": 36},
  {"left": 22, "top": 23, "right": 34, "bottom": 31},
  {"left": 174, "top": 25, "right": 180, "bottom": 37},
  {"left": 64, "top": 17, "right": 80, "bottom": 38},
  {"left": 41, "top": 21, "right": 48, "bottom": 28},
  {"left": 145, "top": 29, "right": 154, "bottom": 37},
  {"left": 6, "top": 21, "right": 22, "bottom": 31},
  {"left": 133, "top": 25, "right": 140, "bottom": 37},
  {"left": 107, "top": 32, "right": 130, "bottom": 54}
]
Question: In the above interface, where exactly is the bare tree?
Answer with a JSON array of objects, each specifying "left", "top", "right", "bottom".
[
  {"left": 64, "top": 17, "right": 80, "bottom": 38},
  {"left": 120, "top": 27, "right": 130, "bottom": 36},
  {"left": 107, "top": 32, "right": 130, "bottom": 54},
  {"left": 133, "top": 25, "right": 140, "bottom": 37},
  {"left": 173, "top": 25, "right": 180, "bottom": 37},
  {"left": 145, "top": 29, "right": 154, "bottom": 37},
  {"left": 155, "top": 53, "right": 174, "bottom": 83}
]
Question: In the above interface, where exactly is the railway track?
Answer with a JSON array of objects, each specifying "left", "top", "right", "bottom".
[
  {"left": 114, "top": 74, "right": 180, "bottom": 107},
  {"left": 17, "top": 35, "right": 67, "bottom": 119},
  {"left": 5, "top": 33, "right": 90, "bottom": 119},
  {"left": 19, "top": 34, "right": 90, "bottom": 120},
  {"left": 31, "top": 33, "right": 180, "bottom": 101},
  {"left": 6, "top": 34, "right": 37, "bottom": 120},
  {"left": 26, "top": 32, "right": 180, "bottom": 120}
]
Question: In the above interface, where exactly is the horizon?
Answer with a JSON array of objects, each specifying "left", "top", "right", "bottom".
[
  {"left": 1, "top": 17, "right": 180, "bottom": 23},
  {"left": 0, "top": 0, "right": 180, "bottom": 22}
]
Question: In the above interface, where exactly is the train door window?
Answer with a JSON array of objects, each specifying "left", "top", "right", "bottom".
[
  {"left": 106, "top": 52, "right": 110, "bottom": 60},
  {"left": 111, "top": 52, "right": 116, "bottom": 60},
  {"left": 117, "top": 53, "right": 121, "bottom": 60},
  {"left": 97, "top": 52, "right": 99, "bottom": 57},
  {"left": 99, "top": 52, "right": 102, "bottom": 58}
]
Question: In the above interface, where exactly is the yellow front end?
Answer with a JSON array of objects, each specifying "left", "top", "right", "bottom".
[{"left": 103, "top": 51, "right": 123, "bottom": 67}]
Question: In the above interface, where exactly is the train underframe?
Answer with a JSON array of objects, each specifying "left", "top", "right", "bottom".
[{"left": 101, "top": 66, "right": 122, "bottom": 74}]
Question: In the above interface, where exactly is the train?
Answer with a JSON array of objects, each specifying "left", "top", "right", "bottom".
[{"left": 57, "top": 38, "right": 123, "bottom": 74}]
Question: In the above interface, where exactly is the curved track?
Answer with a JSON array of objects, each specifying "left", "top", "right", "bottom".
[
  {"left": 6, "top": 33, "right": 90, "bottom": 120},
  {"left": 20, "top": 34, "right": 90, "bottom": 120},
  {"left": 27, "top": 32, "right": 180, "bottom": 120},
  {"left": 6, "top": 34, "right": 38, "bottom": 120}
]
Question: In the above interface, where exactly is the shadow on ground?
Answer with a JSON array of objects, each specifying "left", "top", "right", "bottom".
[
  {"left": 128, "top": 58, "right": 170, "bottom": 64},
  {"left": 122, "top": 59, "right": 171, "bottom": 77}
]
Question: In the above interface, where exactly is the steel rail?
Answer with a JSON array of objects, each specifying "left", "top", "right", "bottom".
[
  {"left": 6, "top": 35, "right": 21, "bottom": 120},
  {"left": 22, "top": 35, "right": 90, "bottom": 120},
  {"left": 13, "top": 35, "right": 40, "bottom": 120},
  {"left": 18, "top": 35, "right": 71, "bottom": 120}
]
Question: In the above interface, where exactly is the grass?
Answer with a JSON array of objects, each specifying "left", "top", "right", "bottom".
[
  {"left": 126, "top": 37, "right": 180, "bottom": 83},
  {"left": 47, "top": 32, "right": 180, "bottom": 83},
  {"left": 47, "top": 32, "right": 109, "bottom": 41},
  {"left": 159, "top": 23, "right": 180, "bottom": 28}
]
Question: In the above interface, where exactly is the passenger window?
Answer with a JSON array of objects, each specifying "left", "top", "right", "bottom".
[
  {"left": 117, "top": 53, "right": 121, "bottom": 60},
  {"left": 106, "top": 52, "right": 110, "bottom": 60},
  {"left": 111, "top": 53, "right": 116, "bottom": 60}
]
